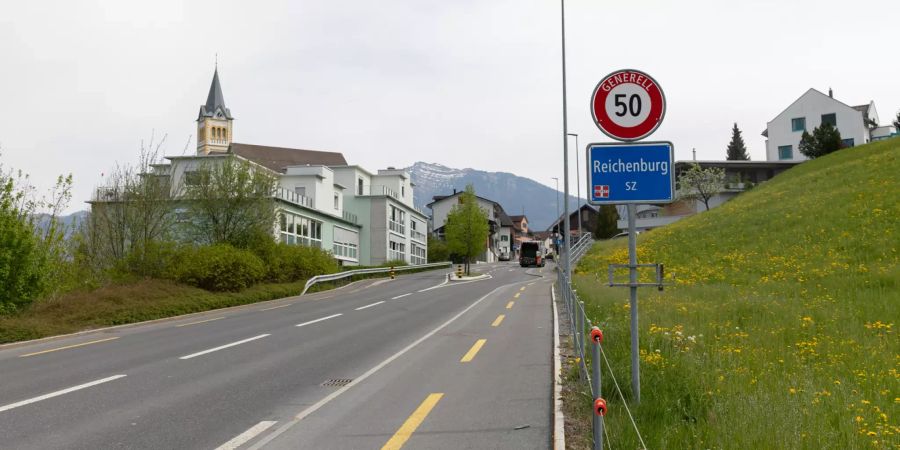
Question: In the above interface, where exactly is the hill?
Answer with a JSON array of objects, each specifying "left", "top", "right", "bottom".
[
  {"left": 570, "top": 138, "right": 899, "bottom": 449},
  {"left": 408, "top": 162, "right": 581, "bottom": 230}
]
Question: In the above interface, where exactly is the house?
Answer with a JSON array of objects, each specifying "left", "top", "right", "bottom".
[
  {"left": 91, "top": 68, "right": 426, "bottom": 267},
  {"left": 762, "top": 88, "right": 896, "bottom": 162},
  {"left": 332, "top": 165, "right": 428, "bottom": 265},
  {"left": 614, "top": 160, "right": 800, "bottom": 231},
  {"left": 548, "top": 204, "right": 600, "bottom": 238},
  {"left": 427, "top": 190, "right": 514, "bottom": 263}
]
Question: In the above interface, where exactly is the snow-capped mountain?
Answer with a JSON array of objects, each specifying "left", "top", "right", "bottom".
[{"left": 407, "top": 162, "right": 580, "bottom": 231}]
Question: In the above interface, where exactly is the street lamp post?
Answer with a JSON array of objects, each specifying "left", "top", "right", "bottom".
[
  {"left": 560, "top": 0, "right": 571, "bottom": 280},
  {"left": 567, "top": 132, "right": 581, "bottom": 239}
]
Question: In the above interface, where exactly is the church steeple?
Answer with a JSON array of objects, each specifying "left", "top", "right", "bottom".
[{"left": 196, "top": 67, "right": 233, "bottom": 155}]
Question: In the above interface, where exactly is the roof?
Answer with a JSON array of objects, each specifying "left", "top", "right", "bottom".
[
  {"left": 198, "top": 69, "right": 233, "bottom": 120},
  {"left": 852, "top": 104, "right": 870, "bottom": 115},
  {"left": 510, "top": 215, "right": 527, "bottom": 222},
  {"left": 674, "top": 160, "right": 802, "bottom": 170},
  {"left": 230, "top": 143, "right": 348, "bottom": 172},
  {"left": 425, "top": 191, "right": 500, "bottom": 208},
  {"left": 496, "top": 207, "right": 514, "bottom": 227}
]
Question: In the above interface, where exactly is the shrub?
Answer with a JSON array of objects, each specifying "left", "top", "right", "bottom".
[
  {"left": 259, "top": 243, "right": 338, "bottom": 283},
  {"left": 172, "top": 244, "right": 265, "bottom": 292}
]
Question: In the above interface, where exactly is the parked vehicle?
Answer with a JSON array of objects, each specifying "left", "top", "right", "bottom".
[
  {"left": 499, "top": 251, "right": 510, "bottom": 261},
  {"left": 519, "top": 241, "right": 545, "bottom": 267}
]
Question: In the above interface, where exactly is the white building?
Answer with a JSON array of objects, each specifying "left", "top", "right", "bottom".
[
  {"left": 762, "top": 88, "right": 896, "bottom": 162},
  {"left": 428, "top": 191, "right": 514, "bottom": 263}
]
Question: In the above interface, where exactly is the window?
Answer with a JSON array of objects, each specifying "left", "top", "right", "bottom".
[
  {"left": 294, "top": 186, "right": 306, "bottom": 196},
  {"left": 778, "top": 145, "right": 793, "bottom": 160},
  {"left": 821, "top": 113, "right": 837, "bottom": 127},
  {"left": 184, "top": 170, "right": 203, "bottom": 186},
  {"left": 791, "top": 117, "right": 806, "bottom": 132},
  {"left": 842, "top": 138, "right": 855, "bottom": 148},
  {"left": 501, "top": 235, "right": 509, "bottom": 241},
  {"left": 278, "top": 212, "right": 323, "bottom": 248},
  {"left": 401, "top": 185, "right": 405, "bottom": 198},
  {"left": 334, "top": 193, "right": 339, "bottom": 210},
  {"left": 358, "top": 178, "right": 364, "bottom": 195}
]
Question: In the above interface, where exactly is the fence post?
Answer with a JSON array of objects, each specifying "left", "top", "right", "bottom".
[{"left": 591, "top": 326, "right": 604, "bottom": 450}]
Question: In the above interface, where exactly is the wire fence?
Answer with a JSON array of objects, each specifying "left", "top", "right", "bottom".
[{"left": 558, "top": 234, "right": 646, "bottom": 450}]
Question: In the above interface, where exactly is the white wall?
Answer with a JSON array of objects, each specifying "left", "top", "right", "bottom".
[
  {"left": 430, "top": 195, "right": 495, "bottom": 232},
  {"left": 765, "top": 89, "right": 867, "bottom": 162},
  {"left": 282, "top": 165, "right": 342, "bottom": 217}
]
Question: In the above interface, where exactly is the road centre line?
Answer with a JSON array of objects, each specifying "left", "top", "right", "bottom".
[
  {"left": 179, "top": 334, "right": 270, "bottom": 360},
  {"left": 381, "top": 393, "right": 444, "bottom": 450},
  {"left": 506, "top": 301, "right": 515, "bottom": 309},
  {"left": 460, "top": 339, "right": 487, "bottom": 363},
  {"left": 520, "top": 286, "right": 526, "bottom": 291},
  {"left": 514, "top": 292, "right": 521, "bottom": 298},
  {"left": 0, "top": 374, "right": 127, "bottom": 413},
  {"left": 392, "top": 293, "right": 412, "bottom": 300},
  {"left": 296, "top": 314, "right": 342, "bottom": 328},
  {"left": 246, "top": 279, "right": 533, "bottom": 450},
  {"left": 215, "top": 421, "right": 278, "bottom": 450},
  {"left": 18, "top": 337, "right": 119, "bottom": 358},
  {"left": 491, "top": 315, "right": 505, "bottom": 327},
  {"left": 355, "top": 301, "right": 385, "bottom": 311},
  {"left": 260, "top": 303, "right": 292, "bottom": 311},
  {"left": 175, "top": 316, "right": 226, "bottom": 327}
]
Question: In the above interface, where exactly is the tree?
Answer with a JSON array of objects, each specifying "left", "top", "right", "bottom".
[
  {"left": 725, "top": 123, "right": 750, "bottom": 160},
  {"left": 677, "top": 163, "right": 726, "bottom": 211},
  {"left": 444, "top": 184, "right": 489, "bottom": 275},
  {"left": 893, "top": 111, "right": 900, "bottom": 131},
  {"left": 799, "top": 123, "right": 843, "bottom": 159},
  {"left": 427, "top": 234, "right": 449, "bottom": 263},
  {"left": 593, "top": 204, "right": 619, "bottom": 239},
  {"left": 183, "top": 155, "right": 277, "bottom": 248}
]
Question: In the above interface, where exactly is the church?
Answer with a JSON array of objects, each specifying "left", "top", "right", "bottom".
[{"left": 97, "top": 68, "right": 428, "bottom": 266}]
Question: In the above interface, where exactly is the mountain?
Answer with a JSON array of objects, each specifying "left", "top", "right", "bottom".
[
  {"left": 407, "top": 162, "right": 582, "bottom": 230},
  {"left": 34, "top": 210, "right": 89, "bottom": 238}
]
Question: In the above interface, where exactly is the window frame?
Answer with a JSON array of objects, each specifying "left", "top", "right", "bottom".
[
  {"left": 791, "top": 117, "right": 806, "bottom": 132},
  {"left": 778, "top": 145, "right": 793, "bottom": 160}
]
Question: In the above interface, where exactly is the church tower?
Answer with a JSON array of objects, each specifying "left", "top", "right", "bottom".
[{"left": 196, "top": 68, "right": 233, "bottom": 155}]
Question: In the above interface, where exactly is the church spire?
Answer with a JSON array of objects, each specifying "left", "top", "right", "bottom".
[{"left": 196, "top": 66, "right": 234, "bottom": 155}]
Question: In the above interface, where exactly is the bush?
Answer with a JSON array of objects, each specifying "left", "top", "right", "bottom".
[
  {"left": 172, "top": 244, "right": 265, "bottom": 292},
  {"left": 261, "top": 244, "right": 339, "bottom": 283}
]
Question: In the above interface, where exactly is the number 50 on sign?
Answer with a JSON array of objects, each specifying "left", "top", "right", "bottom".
[{"left": 590, "top": 69, "right": 666, "bottom": 142}]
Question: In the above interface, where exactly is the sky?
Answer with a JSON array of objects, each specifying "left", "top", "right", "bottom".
[{"left": 1, "top": 0, "right": 898, "bottom": 213}]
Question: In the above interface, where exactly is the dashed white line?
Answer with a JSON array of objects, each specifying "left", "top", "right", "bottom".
[
  {"left": 392, "top": 293, "right": 412, "bottom": 300},
  {"left": 179, "top": 335, "right": 270, "bottom": 360},
  {"left": 0, "top": 375, "right": 127, "bottom": 413},
  {"left": 355, "top": 301, "right": 385, "bottom": 311},
  {"left": 215, "top": 421, "right": 277, "bottom": 450},
  {"left": 296, "top": 314, "right": 343, "bottom": 328}
]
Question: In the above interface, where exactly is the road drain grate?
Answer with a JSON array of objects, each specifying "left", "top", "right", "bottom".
[{"left": 321, "top": 378, "right": 353, "bottom": 387}]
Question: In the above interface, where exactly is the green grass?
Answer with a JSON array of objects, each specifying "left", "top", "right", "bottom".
[
  {"left": 0, "top": 264, "right": 449, "bottom": 344},
  {"left": 568, "top": 138, "right": 900, "bottom": 449}
]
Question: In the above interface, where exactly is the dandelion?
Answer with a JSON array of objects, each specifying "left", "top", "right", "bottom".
[{"left": 789, "top": 388, "right": 797, "bottom": 394}]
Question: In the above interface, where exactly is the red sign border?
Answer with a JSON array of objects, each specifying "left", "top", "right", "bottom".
[{"left": 590, "top": 69, "right": 666, "bottom": 142}]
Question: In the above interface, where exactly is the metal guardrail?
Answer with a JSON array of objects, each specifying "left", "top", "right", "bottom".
[{"left": 300, "top": 261, "right": 452, "bottom": 295}]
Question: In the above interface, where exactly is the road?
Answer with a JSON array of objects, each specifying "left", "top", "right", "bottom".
[{"left": 0, "top": 262, "right": 556, "bottom": 449}]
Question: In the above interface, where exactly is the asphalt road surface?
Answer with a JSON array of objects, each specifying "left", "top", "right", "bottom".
[{"left": 0, "top": 262, "right": 556, "bottom": 449}]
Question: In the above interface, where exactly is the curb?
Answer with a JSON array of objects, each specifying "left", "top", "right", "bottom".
[
  {"left": 448, "top": 273, "right": 491, "bottom": 282},
  {"left": 551, "top": 284, "right": 566, "bottom": 450}
]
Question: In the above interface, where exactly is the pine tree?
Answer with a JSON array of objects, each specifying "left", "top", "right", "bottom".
[
  {"left": 725, "top": 123, "right": 750, "bottom": 160},
  {"left": 893, "top": 111, "right": 900, "bottom": 130},
  {"left": 799, "top": 123, "right": 843, "bottom": 159}
]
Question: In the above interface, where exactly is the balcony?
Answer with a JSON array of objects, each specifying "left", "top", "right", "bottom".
[
  {"left": 361, "top": 185, "right": 399, "bottom": 199},
  {"left": 389, "top": 220, "right": 406, "bottom": 235},
  {"left": 342, "top": 210, "right": 358, "bottom": 224},
  {"left": 275, "top": 187, "right": 314, "bottom": 209},
  {"left": 411, "top": 229, "right": 426, "bottom": 243}
]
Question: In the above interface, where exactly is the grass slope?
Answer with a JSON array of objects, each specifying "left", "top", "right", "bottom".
[{"left": 569, "top": 138, "right": 899, "bottom": 449}]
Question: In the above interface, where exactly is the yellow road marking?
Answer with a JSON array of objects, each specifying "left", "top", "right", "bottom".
[
  {"left": 519, "top": 286, "right": 526, "bottom": 292},
  {"left": 514, "top": 292, "right": 520, "bottom": 299},
  {"left": 19, "top": 337, "right": 119, "bottom": 358},
  {"left": 460, "top": 339, "right": 486, "bottom": 363},
  {"left": 260, "top": 303, "right": 292, "bottom": 311},
  {"left": 175, "top": 316, "right": 226, "bottom": 327},
  {"left": 491, "top": 315, "right": 505, "bottom": 327},
  {"left": 506, "top": 301, "right": 515, "bottom": 309},
  {"left": 382, "top": 393, "right": 444, "bottom": 450}
]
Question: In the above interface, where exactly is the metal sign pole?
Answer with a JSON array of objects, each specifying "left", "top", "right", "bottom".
[{"left": 627, "top": 203, "right": 640, "bottom": 403}]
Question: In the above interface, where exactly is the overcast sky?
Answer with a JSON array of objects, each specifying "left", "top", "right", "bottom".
[{"left": 2, "top": 0, "right": 898, "bottom": 213}]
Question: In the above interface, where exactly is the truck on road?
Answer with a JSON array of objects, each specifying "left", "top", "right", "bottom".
[{"left": 519, "top": 241, "right": 545, "bottom": 267}]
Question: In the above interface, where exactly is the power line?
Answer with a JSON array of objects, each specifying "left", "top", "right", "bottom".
[{"left": 599, "top": 345, "right": 647, "bottom": 450}]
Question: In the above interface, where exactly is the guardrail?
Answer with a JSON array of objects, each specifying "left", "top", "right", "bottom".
[{"left": 300, "top": 261, "right": 452, "bottom": 295}]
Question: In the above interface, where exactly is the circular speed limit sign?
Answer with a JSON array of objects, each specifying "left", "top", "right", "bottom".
[{"left": 590, "top": 69, "right": 666, "bottom": 141}]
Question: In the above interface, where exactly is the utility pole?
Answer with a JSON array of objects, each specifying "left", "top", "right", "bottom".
[
  {"left": 560, "top": 0, "right": 571, "bottom": 279},
  {"left": 552, "top": 176, "right": 560, "bottom": 253},
  {"left": 568, "top": 132, "right": 581, "bottom": 239}
]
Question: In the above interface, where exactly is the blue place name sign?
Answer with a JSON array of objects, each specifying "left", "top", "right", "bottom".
[{"left": 587, "top": 141, "right": 675, "bottom": 204}]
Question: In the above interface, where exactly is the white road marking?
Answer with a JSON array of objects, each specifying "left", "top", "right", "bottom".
[
  {"left": 215, "top": 420, "right": 277, "bottom": 450},
  {"left": 247, "top": 280, "right": 533, "bottom": 450},
  {"left": 355, "top": 301, "right": 385, "bottom": 311},
  {"left": 391, "top": 293, "right": 412, "bottom": 300},
  {"left": 260, "top": 304, "right": 292, "bottom": 311},
  {"left": 508, "top": 269, "right": 514, "bottom": 272},
  {"left": 296, "top": 314, "right": 343, "bottom": 328},
  {"left": 0, "top": 375, "right": 127, "bottom": 413},
  {"left": 179, "top": 335, "right": 270, "bottom": 360}
]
